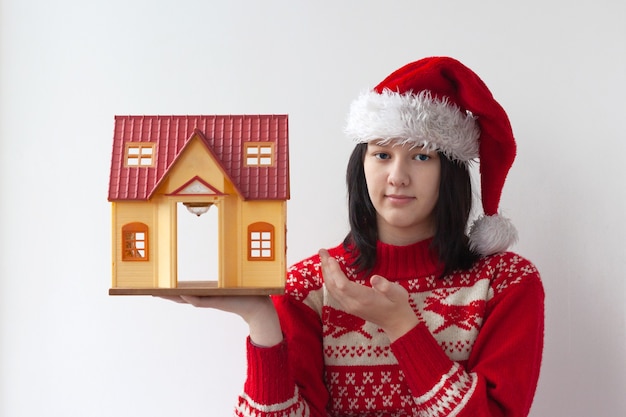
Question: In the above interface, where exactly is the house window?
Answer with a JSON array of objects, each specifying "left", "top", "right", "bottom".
[
  {"left": 248, "top": 222, "right": 274, "bottom": 261},
  {"left": 122, "top": 222, "right": 149, "bottom": 261},
  {"left": 125, "top": 143, "right": 155, "bottom": 167},
  {"left": 244, "top": 143, "right": 274, "bottom": 167}
]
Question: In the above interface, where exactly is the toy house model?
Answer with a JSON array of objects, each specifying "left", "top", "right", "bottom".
[{"left": 108, "top": 114, "right": 289, "bottom": 296}]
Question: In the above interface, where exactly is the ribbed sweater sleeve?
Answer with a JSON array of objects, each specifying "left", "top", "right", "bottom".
[{"left": 242, "top": 338, "right": 292, "bottom": 404}]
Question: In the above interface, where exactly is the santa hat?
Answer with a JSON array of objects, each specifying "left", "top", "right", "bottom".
[{"left": 345, "top": 56, "right": 517, "bottom": 256}]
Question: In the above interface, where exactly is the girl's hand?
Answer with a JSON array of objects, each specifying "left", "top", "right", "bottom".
[
  {"left": 158, "top": 295, "right": 283, "bottom": 347},
  {"left": 319, "top": 249, "right": 420, "bottom": 342}
]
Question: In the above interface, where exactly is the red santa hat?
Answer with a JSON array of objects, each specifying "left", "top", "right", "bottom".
[{"left": 345, "top": 56, "right": 517, "bottom": 256}]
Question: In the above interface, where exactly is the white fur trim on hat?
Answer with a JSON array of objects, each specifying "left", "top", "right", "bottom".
[
  {"left": 344, "top": 89, "right": 480, "bottom": 161},
  {"left": 468, "top": 214, "right": 518, "bottom": 256}
]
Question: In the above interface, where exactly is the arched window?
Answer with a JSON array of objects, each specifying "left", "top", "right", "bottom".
[
  {"left": 122, "top": 222, "right": 149, "bottom": 261},
  {"left": 248, "top": 222, "right": 274, "bottom": 261}
]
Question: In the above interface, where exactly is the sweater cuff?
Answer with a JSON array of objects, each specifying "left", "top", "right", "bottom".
[
  {"left": 244, "top": 336, "right": 293, "bottom": 404},
  {"left": 390, "top": 323, "right": 454, "bottom": 393}
]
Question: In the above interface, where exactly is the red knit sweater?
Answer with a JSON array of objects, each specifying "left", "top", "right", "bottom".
[{"left": 235, "top": 239, "right": 544, "bottom": 417}]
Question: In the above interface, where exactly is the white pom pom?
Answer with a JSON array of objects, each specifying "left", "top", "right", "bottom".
[{"left": 468, "top": 214, "right": 518, "bottom": 256}]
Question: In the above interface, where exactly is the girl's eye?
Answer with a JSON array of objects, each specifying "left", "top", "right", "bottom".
[
  {"left": 414, "top": 154, "right": 430, "bottom": 161},
  {"left": 375, "top": 152, "right": 391, "bottom": 160}
]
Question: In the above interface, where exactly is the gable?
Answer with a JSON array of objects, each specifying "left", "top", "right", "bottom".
[
  {"left": 108, "top": 115, "right": 289, "bottom": 202},
  {"left": 170, "top": 177, "right": 224, "bottom": 197},
  {"left": 155, "top": 134, "right": 231, "bottom": 197}
]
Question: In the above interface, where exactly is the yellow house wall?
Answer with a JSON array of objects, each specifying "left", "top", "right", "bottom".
[
  {"left": 154, "top": 196, "right": 176, "bottom": 288},
  {"left": 111, "top": 201, "right": 157, "bottom": 288},
  {"left": 220, "top": 188, "right": 241, "bottom": 287},
  {"left": 238, "top": 200, "right": 287, "bottom": 288}
]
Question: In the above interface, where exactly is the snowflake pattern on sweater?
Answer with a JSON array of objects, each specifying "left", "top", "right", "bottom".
[{"left": 236, "top": 239, "right": 544, "bottom": 417}]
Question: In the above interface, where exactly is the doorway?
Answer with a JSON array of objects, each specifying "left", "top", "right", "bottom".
[{"left": 176, "top": 202, "right": 219, "bottom": 283}]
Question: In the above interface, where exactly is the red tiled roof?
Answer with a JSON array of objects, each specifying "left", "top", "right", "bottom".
[{"left": 108, "top": 115, "right": 289, "bottom": 201}]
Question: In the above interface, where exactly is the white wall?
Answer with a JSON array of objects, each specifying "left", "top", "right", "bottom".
[{"left": 1, "top": 1, "right": 624, "bottom": 416}]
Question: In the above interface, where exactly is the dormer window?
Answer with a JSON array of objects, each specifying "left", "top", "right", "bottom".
[
  {"left": 244, "top": 143, "right": 274, "bottom": 167},
  {"left": 125, "top": 143, "right": 155, "bottom": 167}
]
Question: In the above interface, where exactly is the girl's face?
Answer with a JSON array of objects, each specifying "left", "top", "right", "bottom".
[{"left": 363, "top": 141, "right": 441, "bottom": 246}]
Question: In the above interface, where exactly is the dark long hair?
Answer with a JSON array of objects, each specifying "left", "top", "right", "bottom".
[{"left": 343, "top": 143, "right": 479, "bottom": 276}]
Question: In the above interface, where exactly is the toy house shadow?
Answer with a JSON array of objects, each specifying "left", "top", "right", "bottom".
[{"left": 108, "top": 115, "right": 289, "bottom": 296}]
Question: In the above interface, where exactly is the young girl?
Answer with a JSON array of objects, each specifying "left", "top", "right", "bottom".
[{"left": 172, "top": 57, "right": 544, "bottom": 417}]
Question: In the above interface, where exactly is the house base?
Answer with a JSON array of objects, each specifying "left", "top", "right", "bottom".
[{"left": 109, "top": 281, "right": 284, "bottom": 296}]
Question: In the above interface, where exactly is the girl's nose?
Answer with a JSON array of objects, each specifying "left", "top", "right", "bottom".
[{"left": 388, "top": 160, "right": 409, "bottom": 187}]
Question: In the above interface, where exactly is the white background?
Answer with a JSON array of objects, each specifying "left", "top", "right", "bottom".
[{"left": 1, "top": 1, "right": 625, "bottom": 416}]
